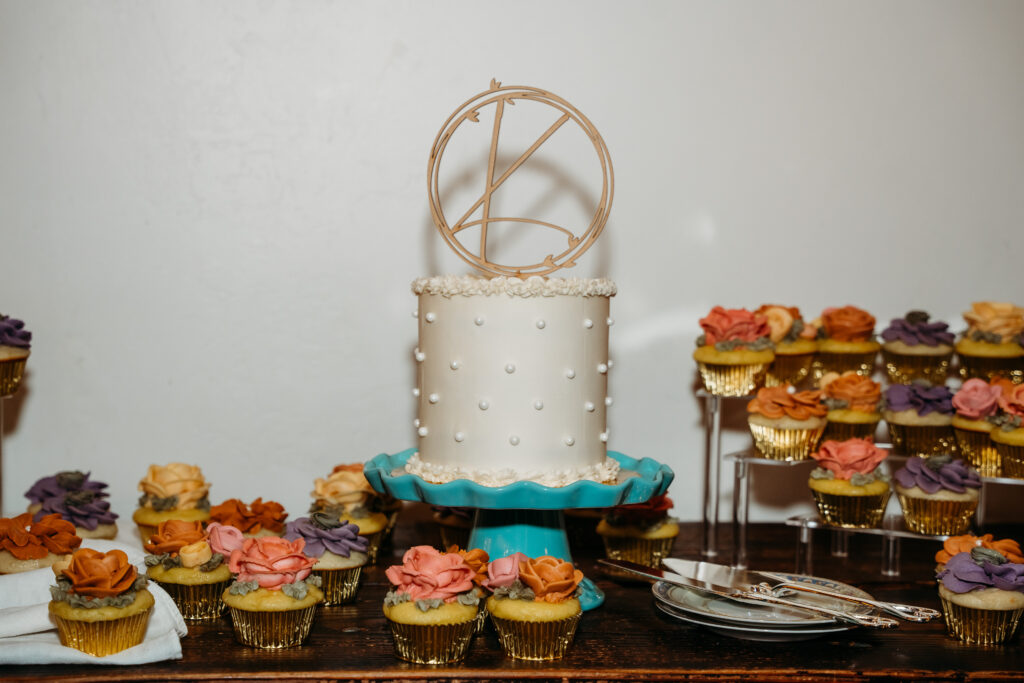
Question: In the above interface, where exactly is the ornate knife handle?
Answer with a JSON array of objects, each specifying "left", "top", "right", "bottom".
[
  {"left": 739, "top": 584, "right": 899, "bottom": 629},
  {"left": 770, "top": 581, "right": 940, "bottom": 622}
]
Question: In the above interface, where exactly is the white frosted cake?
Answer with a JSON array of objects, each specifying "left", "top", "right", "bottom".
[{"left": 404, "top": 275, "right": 621, "bottom": 487}]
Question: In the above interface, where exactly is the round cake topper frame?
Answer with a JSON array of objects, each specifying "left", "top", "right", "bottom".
[{"left": 428, "top": 79, "right": 614, "bottom": 278}]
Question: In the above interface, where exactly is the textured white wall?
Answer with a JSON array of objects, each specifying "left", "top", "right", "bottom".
[{"left": 2, "top": 2, "right": 1023, "bottom": 531}]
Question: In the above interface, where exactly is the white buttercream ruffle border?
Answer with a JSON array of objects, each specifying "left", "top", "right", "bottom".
[
  {"left": 412, "top": 275, "right": 617, "bottom": 298},
  {"left": 403, "top": 452, "right": 621, "bottom": 488}
]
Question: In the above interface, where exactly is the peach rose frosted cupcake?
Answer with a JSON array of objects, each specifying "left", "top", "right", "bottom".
[
  {"left": 0, "top": 314, "right": 31, "bottom": 397},
  {"left": 284, "top": 512, "right": 369, "bottom": 605},
  {"left": 383, "top": 545, "right": 480, "bottom": 663},
  {"left": 936, "top": 547, "right": 1024, "bottom": 644},
  {"left": 144, "top": 520, "right": 232, "bottom": 619},
  {"left": 812, "top": 306, "right": 879, "bottom": 381},
  {"left": 952, "top": 379, "right": 1003, "bottom": 476},
  {"left": 820, "top": 371, "right": 882, "bottom": 442},
  {"left": 209, "top": 498, "right": 288, "bottom": 538},
  {"left": 746, "top": 385, "right": 827, "bottom": 460},
  {"left": 693, "top": 306, "right": 774, "bottom": 397},
  {"left": 756, "top": 305, "right": 818, "bottom": 387},
  {"left": 883, "top": 383, "right": 957, "bottom": 457},
  {"left": 956, "top": 302, "right": 1024, "bottom": 384},
  {"left": 880, "top": 311, "right": 955, "bottom": 385},
  {"left": 311, "top": 464, "right": 389, "bottom": 562},
  {"left": 992, "top": 382, "right": 1024, "bottom": 478},
  {"left": 808, "top": 438, "right": 891, "bottom": 528},
  {"left": 0, "top": 513, "right": 82, "bottom": 574},
  {"left": 132, "top": 463, "right": 210, "bottom": 546}
]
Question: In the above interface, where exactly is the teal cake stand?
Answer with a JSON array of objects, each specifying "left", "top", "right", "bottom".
[{"left": 363, "top": 449, "right": 674, "bottom": 610}]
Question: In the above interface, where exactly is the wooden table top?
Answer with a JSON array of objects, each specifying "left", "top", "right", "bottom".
[{"left": 7, "top": 505, "right": 1024, "bottom": 682}]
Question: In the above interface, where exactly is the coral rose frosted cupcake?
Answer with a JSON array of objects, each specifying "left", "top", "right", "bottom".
[
  {"left": 820, "top": 371, "right": 882, "bottom": 442},
  {"left": 756, "top": 305, "right": 818, "bottom": 387},
  {"left": 693, "top": 306, "right": 774, "bottom": 397},
  {"left": 132, "top": 463, "right": 211, "bottom": 546},
  {"left": 0, "top": 513, "right": 82, "bottom": 574},
  {"left": 49, "top": 548, "right": 154, "bottom": 656},
  {"left": 883, "top": 383, "right": 957, "bottom": 457},
  {"left": 222, "top": 536, "right": 323, "bottom": 648},
  {"left": 992, "top": 382, "right": 1024, "bottom": 478},
  {"left": 880, "top": 311, "right": 955, "bottom": 385},
  {"left": 951, "top": 379, "right": 1003, "bottom": 476},
  {"left": 311, "top": 465, "right": 388, "bottom": 562},
  {"left": 284, "top": 512, "right": 369, "bottom": 605},
  {"left": 383, "top": 545, "right": 480, "bottom": 663},
  {"left": 956, "top": 302, "right": 1024, "bottom": 384},
  {"left": 892, "top": 455, "right": 981, "bottom": 535},
  {"left": 597, "top": 493, "right": 679, "bottom": 573},
  {"left": 812, "top": 306, "right": 879, "bottom": 381},
  {"left": 808, "top": 439, "right": 891, "bottom": 528},
  {"left": 486, "top": 555, "right": 583, "bottom": 660},
  {"left": 144, "top": 520, "right": 232, "bottom": 620},
  {"left": 746, "top": 385, "right": 826, "bottom": 460},
  {"left": 0, "top": 314, "right": 31, "bottom": 397},
  {"left": 209, "top": 498, "right": 287, "bottom": 538},
  {"left": 936, "top": 547, "right": 1024, "bottom": 644}
]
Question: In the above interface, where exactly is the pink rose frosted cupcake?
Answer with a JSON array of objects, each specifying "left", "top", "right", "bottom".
[
  {"left": 693, "top": 306, "right": 775, "bottom": 396},
  {"left": 808, "top": 438, "right": 891, "bottom": 528},
  {"left": 952, "top": 379, "right": 1003, "bottom": 476}
]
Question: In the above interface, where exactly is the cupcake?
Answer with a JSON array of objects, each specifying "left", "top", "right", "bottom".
[
  {"left": 951, "top": 379, "right": 1003, "bottom": 476},
  {"left": 33, "top": 489, "right": 119, "bottom": 540},
  {"left": 992, "top": 381, "right": 1024, "bottom": 478},
  {"left": 383, "top": 545, "right": 480, "bottom": 663},
  {"left": 936, "top": 547, "right": 1024, "bottom": 644},
  {"left": 486, "top": 554, "right": 583, "bottom": 660},
  {"left": 222, "top": 536, "right": 323, "bottom": 648},
  {"left": 892, "top": 454, "right": 981, "bottom": 535},
  {"left": 25, "top": 470, "right": 108, "bottom": 514},
  {"left": 433, "top": 506, "right": 474, "bottom": 550},
  {"left": 132, "top": 463, "right": 211, "bottom": 546},
  {"left": 0, "top": 314, "right": 31, "bottom": 397},
  {"left": 883, "top": 383, "right": 957, "bottom": 457},
  {"left": 49, "top": 548, "right": 154, "bottom": 656},
  {"left": 808, "top": 438, "right": 891, "bottom": 528},
  {"left": 955, "top": 302, "right": 1024, "bottom": 384},
  {"left": 819, "top": 371, "right": 882, "bottom": 442},
  {"left": 692, "top": 306, "right": 774, "bottom": 397},
  {"left": 144, "top": 520, "right": 232, "bottom": 620},
  {"left": 880, "top": 311, "right": 955, "bottom": 385},
  {"left": 284, "top": 511, "right": 369, "bottom": 605},
  {"left": 756, "top": 305, "right": 818, "bottom": 387},
  {"left": 311, "top": 464, "right": 388, "bottom": 562},
  {"left": 0, "top": 513, "right": 82, "bottom": 574},
  {"left": 597, "top": 493, "right": 679, "bottom": 572},
  {"left": 209, "top": 498, "right": 288, "bottom": 537},
  {"left": 746, "top": 385, "right": 826, "bottom": 460},
  {"left": 936, "top": 533, "right": 1024, "bottom": 570},
  {"left": 812, "top": 306, "right": 880, "bottom": 380}
]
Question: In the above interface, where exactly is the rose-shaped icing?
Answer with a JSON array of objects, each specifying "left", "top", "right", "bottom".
[
  {"left": 144, "top": 519, "right": 207, "bottom": 556},
  {"left": 0, "top": 315, "right": 31, "bottom": 348},
  {"left": 821, "top": 371, "right": 881, "bottom": 412},
  {"left": 62, "top": 548, "right": 138, "bottom": 599},
  {"left": 747, "top": 386, "right": 826, "bottom": 420},
  {"left": 0, "top": 513, "right": 81, "bottom": 560},
  {"left": 698, "top": 306, "right": 771, "bottom": 346},
  {"left": 283, "top": 516, "right": 368, "bottom": 559},
  {"left": 209, "top": 498, "right": 288, "bottom": 534},
  {"left": 953, "top": 379, "right": 1003, "bottom": 420},
  {"left": 963, "top": 302, "right": 1024, "bottom": 343},
  {"left": 936, "top": 534, "right": 1024, "bottom": 565},
  {"left": 482, "top": 552, "right": 529, "bottom": 590},
  {"left": 821, "top": 306, "right": 875, "bottom": 342},
  {"left": 881, "top": 311, "right": 954, "bottom": 347},
  {"left": 25, "top": 471, "right": 107, "bottom": 506},
  {"left": 938, "top": 550, "right": 1024, "bottom": 594},
  {"left": 754, "top": 305, "right": 803, "bottom": 343},
  {"left": 607, "top": 493, "right": 674, "bottom": 526},
  {"left": 228, "top": 536, "right": 316, "bottom": 590},
  {"left": 997, "top": 383, "right": 1024, "bottom": 420},
  {"left": 884, "top": 383, "right": 955, "bottom": 416},
  {"left": 35, "top": 490, "right": 118, "bottom": 530},
  {"left": 138, "top": 463, "right": 209, "bottom": 510},
  {"left": 519, "top": 556, "right": 584, "bottom": 603},
  {"left": 810, "top": 439, "right": 888, "bottom": 480},
  {"left": 446, "top": 546, "right": 490, "bottom": 586},
  {"left": 179, "top": 541, "right": 214, "bottom": 568},
  {"left": 207, "top": 522, "right": 245, "bottom": 557},
  {"left": 893, "top": 455, "right": 981, "bottom": 494},
  {"left": 384, "top": 545, "right": 475, "bottom": 602},
  {"left": 312, "top": 464, "right": 377, "bottom": 509}
]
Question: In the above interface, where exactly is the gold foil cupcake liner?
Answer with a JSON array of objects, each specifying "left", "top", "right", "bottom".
[
  {"left": 490, "top": 612, "right": 581, "bottom": 660},
  {"left": 812, "top": 351, "right": 877, "bottom": 382},
  {"left": 996, "top": 442, "right": 1024, "bottom": 480},
  {"left": 748, "top": 423, "right": 824, "bottom": 461},
  {"left": 474, "top": 603, "right": 489, "bottom": 635},
  {"left": 0, "top": 357, "right": 28, "bottom": 397},
  {"left": 154, "top": 579, "right": 229, "bottom": 620},
  {"left": 600, "top": 535, "right": 676, "bottom": 578},
  {"left": 940, "top": 597, "right": 1023, "bottom": 645},
  {"left": 887, "top": 424, "right": 957, "bottom": 457},
  {"left": 811, "top": 490, "right": 891, "bottom": 529},
  {"left": 53, "top": 607, "right": 152, "bottom": 657},
  {"left": 387, "top": 617, "right": 475, "bottom": 663},
  {"left": 696, "top": 362, "right": 768, "bottom": 397},
  {"left": 953, "top": 428, "right": 1001, "bottom": 477},
  {"left": 362, "top": 530, "right": 384, "bottom": 564},
  {"left": 822, "top": 420, "right": 879, "bottom": 443},
  {"left": 881, "top": 350, "right": 952, "bottom": 386},
  {"left": 228, "top": 605, "right": 318, "bottom": 649},
  {"left": 957, "top": 355, "right": 1024, "bottom": 384},
  {"left": 765, "top": 353, "right": 814, "bottom": 387},
  {"left": 314, "top": 566, "right": 363, "bottom": 606},
  {"left": 896, "top": 495, "right": 977, "bottom": 536}
]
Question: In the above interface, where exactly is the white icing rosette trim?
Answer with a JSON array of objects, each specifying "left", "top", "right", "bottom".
[
  {"left": 412, "top": 275, "right": 617, "bottom": 299},
  {"left": 403, "top": 453, "right": 620, "bottom": 488}
]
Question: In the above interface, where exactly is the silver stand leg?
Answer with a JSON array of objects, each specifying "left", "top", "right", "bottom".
[
  {"left": 732, "top": 456, "right": 749, "bottom": 569},
  {"left": 975, "top": 482, "right": 985, "bottom": 530},
  {"left": 882, "top": 535, "right": 901, "bottom": 577},
  {"left": 796, "top": 524, "right": 813, "bottom": 575},
  {"left": 702, "top": 395, "right": 722, "bottom": 558},
  {"left": 830, "top": 529, "right": 849, "bottom": 557}
]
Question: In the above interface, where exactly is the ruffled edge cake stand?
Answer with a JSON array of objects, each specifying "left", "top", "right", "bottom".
[{"left": 364, "top": 449, "right": 674, "bottom": 610}]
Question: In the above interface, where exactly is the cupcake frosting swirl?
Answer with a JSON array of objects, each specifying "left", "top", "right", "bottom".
[
  {"left": 138, "top": 463, "right": 210, "bottom": 510},
  {"left": 747, "top": 386, "right": 826, "bottom": 420},
  {"left": 604, "top": 493, "right": 674, "bottom": 529},
  {"left": 884, "top": 383, "right": 954, "bottom": 416},
  {"left": 754, "top": 305, "right": 807, "bottom": 344},
  {"left": 61, "top": 548, "right": 139, "bottom": 599},
  {"left": 228, "top": 536, "right": 316, "bottom": 590},
  {"left": 0, "top": 513, "right": 81, "bottom": 560},
  {"left": 936, "top": 534, "right": 1024, "bottom": 565},
  {"left": 997, "top": 383, "right": 1024, "bottom": 421},
  {"left": 697, "top": 306, "right": 772, "bottom": 349},
  {"left": 963, "top": 302, "right": 1024, "bottom": 344},
  {"left": 35, "top": 490, "right": 118, "bottom": 530},
  {"left": 881, "top": 311, "right": 954, "bottom": 347},
  {"left": 209, "top": 498, "right": 288, "bottom": 535},
  {"left": 820, "top": 371, "right": 881, "bottom": 412},
  {"left": 938, "top": 548, "right": 1024, "bottom": 593},
  {"left": 25, "top": 471, "right": 108, "bottom": 506},
  {"left": 284, "top": 515, "right": 368, "bottom": 559},
  {"left": 810, "top": 438, "right": 888, "bottom": 480},
  {"left": 893, "top": 454, "right": 981, "bottom": 494},
  {"left": 953, "top": 379, "right": 1003, "bottom": 420},
  {"left": 384, "top": 545, "right": 475, "bottom": 603},
  {"left": 0, "top": 315, "right": 31, "bottom": 348},
  {"left": 519, "top": 556, "right": 583, "bottom": 603},
  {"left": 144, "top": 519, "right": 207, "bottom": 556},
  {"left": 482, "top": 552, "right": 529, "bottom": 590},
  {"left": 312, "top": 464, "right": 377, "bottom": 511},
  {"left": 821, "top": 306, "right": 875, "bottom": 342}
]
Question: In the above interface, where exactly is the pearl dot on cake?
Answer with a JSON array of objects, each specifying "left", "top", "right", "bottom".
[
  {"left": 605, "top": 396, "right": 613, "bottom": 406},
  {"left": 536, "top": 320, "right": 546, "bottom": 329},
  {"left": 509, "top": 435, "right": 520, "bottom": 446},
  {"left": 413, "top": 418, "right": 420, "bottom": 428},
  {"left": 534, "top": 400, "right": 544, "bottom": 410},
  {"left": 564, "top": 436, "right": 575, "bottom": 446},
  {"left": 478, "top": 400, "right": 489, "bottom": 411},
  {"left": 598, "top": 363, "right": 608, "bottom": 374},
  {"left": 566, "top": 368, "right": 576, "bottom": 379},
  {"left": 428, "top": 393, "right": 439, "bottom": 404},
  {"left": 608, "top": 359, "right": 614, "bottom": 368},
  {"left": 418, "top": 426, "right": 429, "bottom": 437},
  {"left": 584, "top": 401, "right": 595, "bottom": 412},
  {"left": 425, "top": 312, "right": 437, "bottom": 323},
  {"left": 600, "top": 431, "right": 609, "bottom": 443},
  {"left": 474, "top": 316, "right": 485, "bottom": 326},
  {"left": 454, "top": 432, "right": 465, "bottom": 443},
  {"left": 583, "top": 318, "right": 594, "bottom": 329},
  {"left": 415, "top": 349, "right": 425, "bottom": 362},
  {"left": 450, "top": 360, "right": 460, "bottom": 370},
  {"left": 505, "top": 363, "right": 516, "bottom": 374},
  {"left": 412, "top": 387, "right": 420, "bottom": 397},
  {"left": 411, "top": 310, "right": 418, "bottom": 318},
  {"left": 607, "top": 317, "right": 614, "bottom": 326}
]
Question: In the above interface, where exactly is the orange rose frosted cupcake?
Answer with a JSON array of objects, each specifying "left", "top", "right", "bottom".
[
  {"left": 132, "top": 463, "right": 211, "bottom": 546},
  {"left": 951, "top": 379, "right": 1003, "bottom": 476},
  {"left": 0, "top": 513, "right": 82, "bottom": 574},
  {"left": 693, "top": 306, "right": 774, "bottom": 396},
  {"left": 808, "top": 438, "right": 891, "bottom": 528},
  {"left": 880, "top": 311, "right": 955, "bottom": 385},
  {"left": 956, "top": 302, "right": 1024, "bottom": 384},
  {"left": 812, "top": 306, "right": 879, "bottom": 381},
  {"left": 144, "top": 520, "right": 232, "bottom": 619},
  {"left": 746, "top": 385, "right": 827, "bottom": 460},
  {"left": 0, "top": 314, "right": 31, "bottom": 397},
  {"left": 992, "top": 382, "right": 1024, "bottom": 478},
  {"left": 209, "top": 498, "right": 288, "bottom": 538},
  {"left": 819, "top": 371, "right": 882, "bottom": 442},
  {"left": 311, "top": 464, "right": 389, "bottom": 562},
  {"left": 756, "top": 305, "right": 818, "bottom": 387}
]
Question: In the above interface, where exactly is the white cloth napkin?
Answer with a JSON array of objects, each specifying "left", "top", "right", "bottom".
[{"left": 0, "top": 538, "right": 187, "bottom": 665}]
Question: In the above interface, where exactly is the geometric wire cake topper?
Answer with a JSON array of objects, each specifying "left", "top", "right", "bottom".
[{"left": 428, "top": 79, "right": 614, "bottom": 278}]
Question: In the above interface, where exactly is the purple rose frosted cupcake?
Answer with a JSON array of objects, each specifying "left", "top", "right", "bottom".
[
  {"left": 893, "top": 454, "right": 980, "bottom": 535},
  {"left": 26, "top": 471, "right": 118, "bottom": 539},
  {"left": 880, "top": 311, "right": 955, "bottom": 385},
  {"left": 25, "top": 471, "right": 108, "bottom": 513},
  {"left": 883, "top": 383, "right": 957, "bottom": 457},
  {"left": 937, "top": 547, "right": 1024, "bottom": 644},
  {"left": 0, "top": 314, "right": 31, "bottom": 397},
  {"left": 284, "top": 511, "right": 369, "bottom": 605}
]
